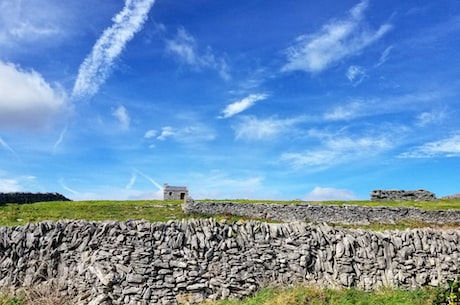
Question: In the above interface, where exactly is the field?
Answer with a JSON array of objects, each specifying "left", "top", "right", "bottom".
[{"left": 0, "top": 199, "right": 459, "bottom": 304}]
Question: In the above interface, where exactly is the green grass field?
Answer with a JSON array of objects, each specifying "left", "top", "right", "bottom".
[
  {"left": 0, "top": 199, "right": 459, "bottom": 304},
  {"left": 0, "top": 200, "right": 185, "bottom": 227},
  {"left": 201, "top": 285, "right": 443, "bottom": 305}
]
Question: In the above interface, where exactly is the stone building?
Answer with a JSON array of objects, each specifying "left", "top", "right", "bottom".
[{"left": 163, "top": 183, "right": 188, "bottom": 200}]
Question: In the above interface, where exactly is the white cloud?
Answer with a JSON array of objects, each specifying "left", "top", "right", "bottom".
[
  {"left": 0, "top": 0, "right": 64, "bottom": 48},
  {"left": 72, "top": 0, "right": 156, "bottom": 99},
  {"left": 219, "top": 93, "right": 269, "bottom": 119},
  {"left": 165, "top": 27, "right": 230, "bottom": 80},
  {"left": 282, "top": 131, "right": 392, "bottom": 169},
  {"left": 282, "top": 0, "right": 391, "bottom": 73},
  {"left": 156, "top": 125, "right": 215, "bottom": 143},
  {"left": 234, "top": 116, "right": 305, "bottom": 141},
  {"left": 0, "top": 175, "right": 38, "bottom": 193},
  {"left": 0, "top": 178, "right": 21, "bottom": 192},
  {"left": 157, "top": 126, "right": 177, "bottom": 141},
  {"left": 0, "top": 61, "right": 68, "bottom": 130},
  {"left": 144, "top": 129, "right": 157, "bottom": 138},
  {"left": 416, "top": 110, "right": 446, "bottom": 127},
  {"left": 304, "top": 186, "right": 357, "bottom": 201},
  {"left": 323, "top": 100, "right": 366, "bottom": 121},
  {"left": 346, "top": 65, "right": 367, "bottom": 84},
  {"left": 398, "top": 134, "right": 460, "bottom": 158},
  {"left": 112, "top": 105, "right": 131, "bottom": 130}
]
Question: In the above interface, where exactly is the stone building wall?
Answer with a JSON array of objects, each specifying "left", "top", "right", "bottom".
[
  {"left": 183, "top": 201, "right": 460, "bottom": 225},
  {"left": 0, "top": 219, "right": 459, "bottom": 305}
]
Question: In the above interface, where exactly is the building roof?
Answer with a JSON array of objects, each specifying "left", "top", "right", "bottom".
[{"left": 164, "top": 185, "right": 187, "bottom": 191}]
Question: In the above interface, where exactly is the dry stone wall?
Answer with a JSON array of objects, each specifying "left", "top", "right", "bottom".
[
  {"left": 0, "top": 219, "right": 459, "bottom": 305},
  {"left": 0, "top": 192, "right": 71, "bottom": 205},
  {"left": 183, "top": 201, "right": 460, "bottom": 225},
  {"left": 370, "top": 190, "right": 436, "bottom": 201}
]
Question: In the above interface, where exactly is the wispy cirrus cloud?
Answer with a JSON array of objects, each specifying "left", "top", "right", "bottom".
[
  {"left": 415, "top": 110, "right": 446, "bottom": 127},
  {"left": 398, "top": 134, "right": 460, "bottom": 158},
  {"left": 219, "top": 93, "right": 269, "bottom": 119},
  {"left": 165, "top": 27, "right": 230, "bottom": 80},
  {"left": 155, "top": 125, "right": 215, "bottom": 143},
  {"left": 282, "top": 129, "right": 393, "bottom": 169},
  {"left": 346, "top": 65, "right": 367, "bottom": 85},
  {"left": 234, "top": 116, "right": 305, "bottom": 141},
  {"left": 323, "top": 100, "right": 367, "bottom": 121},
  {"left": 112, "top": 105, "right": 131, "bottom": 130},
  {"left": 281, "top": 0, "right": 391, "bottom": 74},
  {"left": 375, "top": 45, "right": 394, "bottom": 67},
  {"left": 72, "top": 0, "right": 155, "bottom": 99},
  {"left": 0, "top": 0, "right": 64, "bottom": 49},
  {"left": 0, "top": 60, "right": 68, "bottom": 130}
]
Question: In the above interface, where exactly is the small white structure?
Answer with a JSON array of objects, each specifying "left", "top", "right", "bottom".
[{"left": 163, "top": 183, "right": 188, "bottom": 200}]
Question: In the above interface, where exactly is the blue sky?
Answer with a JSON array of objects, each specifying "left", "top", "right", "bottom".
[{"left": 1, "top": 0, "right": 460, "bottom": 201}]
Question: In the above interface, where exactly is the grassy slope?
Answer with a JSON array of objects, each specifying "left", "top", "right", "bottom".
[
  {"left": 1, "top": 199, "right": 460, "bottom": 229},
  {"left": 0, "top": 200, "right": 185, "bottom": 227}
]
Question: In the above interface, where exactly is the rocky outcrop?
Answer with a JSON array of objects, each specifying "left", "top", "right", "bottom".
[
  {"left": 0, "top": 219, "right": 459, "bottom": 305},
  {"left": 0, "top": 192, "right": 71, "bottom": 205},
  {"left": 183, "top": 201, "right": 460, "bottom": 225},
  {"left": 370, "top": 190, "right": 436, "bottom": 201}
]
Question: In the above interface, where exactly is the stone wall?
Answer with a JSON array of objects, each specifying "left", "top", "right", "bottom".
[
  {"left": 0, "top": 192, "right": 71, "bottom": 205},
  {"left": 370, "top": 189, "right": 436, "bottom": 201},
  {"left": 183, "top": 201, "right": 460, "bottom": 225},
  {"left": 0, "top": 219, "right": 459, "bottom": 305}
]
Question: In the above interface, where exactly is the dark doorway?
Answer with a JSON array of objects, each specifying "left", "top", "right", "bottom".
[{"left": 180, "top": 193, "right": 185, "bottom": 200}]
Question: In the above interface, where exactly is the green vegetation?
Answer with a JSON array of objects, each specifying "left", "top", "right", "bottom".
[
  {"left": 200, "top": 285, "right": 443, "bottom": 305},
  {"left": 436, "top": 277, "right": 460, "bottom": 305},
  {"left": 0, "top": 200, "right": 184, "bottom": 227},
  {"left": 1, "top": 199, "right": 459, "bottom": 229},
  {"left": 198, "top": 286, "right": 442, "bottom": 305}
]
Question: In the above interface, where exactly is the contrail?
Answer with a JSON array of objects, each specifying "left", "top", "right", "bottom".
[
  {"left": 72, "top": 0, "right": 156, "bottom": 99},
  {"left": 53, "top": 126, "right": 67, "bottom": 153},
  {"left": 0, "top": 136, "right": 18, "bottom": 158},
  {"left": 135, "top": 169, "right": 163, "bottom": 190}
]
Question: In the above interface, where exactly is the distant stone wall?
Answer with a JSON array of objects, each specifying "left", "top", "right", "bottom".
[
  {"left": 370, "top": 190, "right": 436, "bottom": 201},
  {"left": 183, "top": 201, "right": 460, "bottom": 225},
  {"left": 442, "top": 193, "right": 460, "bottom": 199},
  {"left": 0, "top": 219, "right": 459, "bottom": 305},
  {"left": 0, "top": 192, "right": 71, "bottom": 205}
]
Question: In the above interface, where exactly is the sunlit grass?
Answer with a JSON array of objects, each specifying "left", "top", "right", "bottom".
[
  {"left": 2, "top": 198, "right": 458, "bottom": 229},
  {"left": 0, "top": 200, "right": 184, "bottom": 227},
  {"left": 199, "top": 285, "right": 440, "bottom": 305}
]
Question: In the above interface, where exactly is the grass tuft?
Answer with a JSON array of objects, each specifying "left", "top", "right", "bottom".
[{"left": 199, "top": 285, "right": 441, "bottom": 305}]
